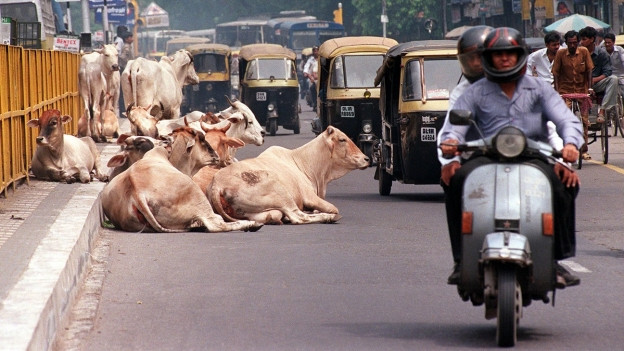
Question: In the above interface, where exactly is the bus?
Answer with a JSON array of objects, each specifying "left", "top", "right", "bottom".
[
  {"left": 269, "top": 19, "right": 345, "bottom": 57},
  {"left": 215, "top": 17, "right": 269, "bottom": 50},
  {"left": 136, "top": 29, "right": 187, "bottom": 60},
  {"left": 186, "top": 28, "right": 215, "bottom": 43},
  {"left": 0, "top": 0, "right": 56, "bottom": 49}
]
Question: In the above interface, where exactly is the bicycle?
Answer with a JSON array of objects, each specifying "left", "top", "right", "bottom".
[
  {"left": 561, "top": 93, "right": 608, "bottom": 169},
  {"left": 611, "top": 93, "right": 624, "bottom": 138}
]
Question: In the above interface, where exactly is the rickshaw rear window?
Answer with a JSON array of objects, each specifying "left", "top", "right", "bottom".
[
  {"left": 402, "top": 58, "right": 461, "bottom": 101},
  {"left": 330, "top": 54, "right": 384, "bottom": 89},
  {"left": 246, "top": 59, "right": 297, "bottom": 80},
  {"left": 194, "top": 54, "right": 227, "bottom": 73}
]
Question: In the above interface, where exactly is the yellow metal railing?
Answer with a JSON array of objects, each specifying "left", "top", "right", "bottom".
[{"left": 0, "top": 45, "right": 81, "bottom": 196}]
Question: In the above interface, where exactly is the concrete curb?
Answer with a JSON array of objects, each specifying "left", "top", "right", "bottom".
[{"left": 0, "top": 139, "right": 123, "bottom": 351}]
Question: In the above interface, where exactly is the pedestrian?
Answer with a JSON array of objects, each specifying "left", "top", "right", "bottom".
[{"left": 118, "top": 31, "right": 134, "bottom": 116}]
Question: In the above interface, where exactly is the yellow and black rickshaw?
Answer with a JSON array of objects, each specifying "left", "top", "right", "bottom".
[
  {"left": 181, "top": 43, "right": 232, "bottom": 114},
  {"left": 239, "top": 43, "right": 300, "bottom": 135},
  {"left": 316, "top": 36, "right": 398, "bottom": 161},
  {"left": 374, "top": 40, "right": 461, "bottom": 195}
]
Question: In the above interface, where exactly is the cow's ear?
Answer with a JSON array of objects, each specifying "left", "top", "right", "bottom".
[
  {"left": 227, "top": 115, "right": 243, "bottom": 124},
  {"left": 326, "top": 126, "right": 335, "bottom": 135},
  {"left": 61, "top": 115, "right": 72, "bottom": 124},
  {"left": 149, "top": 104, "right": 163, "bottom": 119},
  {"left": 186, "top": 138, "right": 196, "bottom": 151},
  {"left": 226, "top": 137, "right": 245, "bottom": 148},
  {"left": 107, "top": 154, "right": 127, "bottom": 168},
  {"left": 26, "top": 119, "right": 40, "bottom": 128},
  {"left": 117, "top": 134, "right": 131, "bottom": 145}
]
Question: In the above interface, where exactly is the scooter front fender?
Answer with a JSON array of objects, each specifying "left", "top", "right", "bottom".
[{"left": 481, "top": 232, "right": 531, "bottom": 265}]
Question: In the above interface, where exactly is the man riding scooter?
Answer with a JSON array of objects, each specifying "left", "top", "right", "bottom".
[{"left": 439, "top": 27, "right": 584, "bottom": 288}]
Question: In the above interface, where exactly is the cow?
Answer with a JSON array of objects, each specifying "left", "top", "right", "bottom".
[
  {"left": 106, "top": 134, "right": 163, "bottom": 180},
  {"left": 101, "top": 146, "right": 263, "bottom": 233},
  {"left": 208, "top": 126, "right": 370, "bottom": 225},
  {"left": 121, "top": 49, "right": 199, "bottom": 121},
  {"left": 125, "top": 103, "right": 161, "bottom": 137},
  {"left": 78, "top": 108, "right": 121, "bottom": 139},
  {"left": 78, "top": 44, "right": 119, "bottom": 143},
  {"left": 27, "top": 109, "right": 108, "bottom": 183}
]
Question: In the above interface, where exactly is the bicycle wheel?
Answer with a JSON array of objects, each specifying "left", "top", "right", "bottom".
[
  {"left": 617, "top": 94, "right": 624, "bottom": 138},
  {"left": 601, "top": 117, "right": 609, "bottom": 164}
]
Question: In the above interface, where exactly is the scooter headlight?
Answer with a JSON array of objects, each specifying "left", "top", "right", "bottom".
[
  {"left": 362, "top": 122, "right": 372, "bottom": 134},
  {"left": 267, "top": 103, "right": 275, "bottom": 111},
  {"left": 494, "top": 126, "right": 526, "bottom": 158}
]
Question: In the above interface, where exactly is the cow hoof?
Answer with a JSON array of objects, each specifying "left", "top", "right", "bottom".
[
  {"left": 90, "top": 135, "right": 99, "bottom": 143},
  {"left": 328, "top": 214, "right": 342, "bottom": 223},
  {"left": 246, "top": 223, "right": 263, "bottom": 232},
  {"left": 99, "top": 135, "right": 108, "bottom": 143}
]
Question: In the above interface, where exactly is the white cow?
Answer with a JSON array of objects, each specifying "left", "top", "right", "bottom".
[
  {"left": 121, "top": 49, "right": 199, "bottom": 120},
  {"left": 208, "top": 126, "right": 370, "bottom": 224},
  {"left": 78, "top": 44, "right": 119, "bottom": 142}
]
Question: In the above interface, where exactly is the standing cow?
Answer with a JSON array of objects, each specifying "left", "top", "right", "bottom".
[
  {"left": 78, "top": 44, "right": 119, "bottom": 142},
  {"left": 27, "top": 109, "right": 108, "bottom": 183},
  {"left": 101, "top": 146, "right": 262, "bottom": 233},
  {"left": 122, "top": 49, "right": 199, "bottom": 121},
  {"left": 208, "top": 126, "right": 370, "bottom": 224}
]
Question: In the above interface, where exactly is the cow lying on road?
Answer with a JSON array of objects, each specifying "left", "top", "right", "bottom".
[
  {"left": 208, "top": 126, "right": 369, "bottom": 224},
  {"left": 101, "top": 146, "right": 262, "bottom": 233},
  {"left": 27, "top": 109, "right": 108, "bottom": 183}
]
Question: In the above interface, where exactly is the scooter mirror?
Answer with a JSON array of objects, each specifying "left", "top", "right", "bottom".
[{"left": 449, "top": 109, "right": 472, "bottom": 125}]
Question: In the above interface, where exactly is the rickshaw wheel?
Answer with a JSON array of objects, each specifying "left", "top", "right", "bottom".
[
  {"left": 268, "top": 119, "right": 277, "bottom": 136},
  {"left": 378, "top": 165, "right": 392, "bottom": 196}
]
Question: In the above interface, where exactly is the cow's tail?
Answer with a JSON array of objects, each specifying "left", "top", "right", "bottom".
[
  {"left": 131, "top": 64, "right": 138, "bottom": 108},
  {"left": 134, "top": 194, "right": 184, "bottom": 233},
  {"left": 208, "top": 185, "right": 238, "bottom": 222}
]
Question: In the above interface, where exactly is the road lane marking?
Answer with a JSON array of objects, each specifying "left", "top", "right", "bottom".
[
  {"left": 586, "top": 159, "right": 624, "bottom": 174},
  {"left": 559, "top": 260, "right": 592, "bottom": 273}
]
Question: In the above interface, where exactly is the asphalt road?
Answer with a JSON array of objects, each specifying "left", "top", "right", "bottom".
[{"left": 56, "top": 104, "right": 624, "bottom": 351}]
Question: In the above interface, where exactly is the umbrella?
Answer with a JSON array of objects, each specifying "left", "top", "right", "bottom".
[
  {"left": 544, "top": 14, "right": 610, "bottom": 34},
  {"left": 445, "top": 25, "right": 473, "bottom": 39}
]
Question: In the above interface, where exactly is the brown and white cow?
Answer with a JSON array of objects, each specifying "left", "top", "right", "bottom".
[
  {"left": 27, "top": 109, "right": 107, "bottom": 183},
  {"left": 78, "top": 44, "right": 119, "bottom": 142},
  {"left": 106, "top": 134, "right": 163, "bottom": 180},
  {"left": 78, "top": 108, "right": 120, "bottom": 139},
  {"left": 101, "top": 146, "right": 263, "bottom": 233},
  {"left": 208, "top": 126, "right": 370, "bottom": 224},
  {"left": 122, "top": 49, "right": 199, "bottom": 121}
]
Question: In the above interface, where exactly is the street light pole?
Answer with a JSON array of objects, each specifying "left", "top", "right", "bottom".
[{"left": 381, "top": 0, "right": 388, "bottom": 38}]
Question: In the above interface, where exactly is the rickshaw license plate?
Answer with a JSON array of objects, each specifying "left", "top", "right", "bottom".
[
  {"left": 341, "top": 106, "right": 355, "bottom": 118},
  {"left": 256, "top": 92, "right": 267, "bottom": 101},
  {"left": 421, "top": 127, "right": 437, "bottom": 142}
]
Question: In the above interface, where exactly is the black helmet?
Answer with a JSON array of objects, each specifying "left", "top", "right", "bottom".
[
  {"left": 457, "top": 25, "right": 493, "bottom": 83},
  {"left": 481, "top": 27, "right": 529, "bottom": 83}
]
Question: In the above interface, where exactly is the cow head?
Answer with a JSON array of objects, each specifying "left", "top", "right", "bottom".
[
  {"left": 96, "top": 44, "right": 120, "bottom": 73},
  {"left": 200, "top": 121, "right": 245, "bottom": 166},
  {"left": 126, "top": 103, "right": 160, "bottom": 138},
  {"left": 169, "top": 127, "right": 220, "bottom": 176},
  {"left": 323, "top": 126, "right": 370, "bottom": 171},
  {"left": 224, "top": 97, "right": 265, "bottom": 146},
  {"left": 27, "top": 109, "right": 71, "bottom": 150},
  {"left": 167, "top": 49, "right": 200, "bottom": 86}
]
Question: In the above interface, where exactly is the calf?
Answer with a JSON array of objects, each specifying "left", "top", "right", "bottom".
[
  {"left": 27, "top": 109, "right": 107, "bottom": 183},
  {"left": 101, "top": 146, "right": 262, "bottom": 233},
  {"left": 78, "top": 108, "right": 121, "bottom": 139},
  {"left": 209, "top": 126, "right": 369, "bottom": 224}
]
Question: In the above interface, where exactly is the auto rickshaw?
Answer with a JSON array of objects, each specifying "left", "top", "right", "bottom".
[
  {"left": 374, "top": 40, "right": 461, "bottom": 195},
  {"left": 180, "top": 43, "right": 232, "bottom": 114},
  {"left": 239, "top": 43, "right": 300, "bottom": 135},
  {"left": 317, "top": 36, "right": 398, "bottom": 161},
  {"left": 164, "top": 36, "right": 211, "bottom": 56}
]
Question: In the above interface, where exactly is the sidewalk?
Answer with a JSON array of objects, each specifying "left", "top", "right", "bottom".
[{"left": 0, "top": 122, "right": 126, "bottom": 351}]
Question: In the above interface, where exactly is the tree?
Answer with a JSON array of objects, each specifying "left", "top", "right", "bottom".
[{"left": 351, "top": 0, "right": 443, "bottom": 41}]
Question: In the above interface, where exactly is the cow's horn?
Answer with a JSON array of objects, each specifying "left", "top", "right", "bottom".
[{"left": 225, "top": 95, "right": 234, "bottom": 107}]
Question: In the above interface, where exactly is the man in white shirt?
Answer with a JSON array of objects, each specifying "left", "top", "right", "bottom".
[
  {"left": 303, "top": 46, "right": 319, "bottom": 110},
  {"left": 603, "top": 33, "right": 624, "bottom": 97},
  {"left": 526, "top": 31, "right": 561, "bottom": 86}
]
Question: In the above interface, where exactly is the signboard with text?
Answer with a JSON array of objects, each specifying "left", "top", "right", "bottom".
[
  {"left": 95, "top": 5, "right": 127, "bottom": 24},
  {"left": 89, "top": 0, "right": 126, "bottom": 8},
  {"left": 53, "top": 35, "right": 80, "bottom": 53}
]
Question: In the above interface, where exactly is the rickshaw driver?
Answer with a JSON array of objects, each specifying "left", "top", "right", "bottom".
[{"left": 439, "top": 27, "right": 584, "bottom": 288}]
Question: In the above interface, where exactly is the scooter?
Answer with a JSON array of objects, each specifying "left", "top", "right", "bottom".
[{"left": 446, "top": 110, "right": 565, "bottom": 347}]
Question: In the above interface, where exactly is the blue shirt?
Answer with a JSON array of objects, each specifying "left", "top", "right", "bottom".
[{"left": 438, "top": 75, "right": 584, "bottom": 160}]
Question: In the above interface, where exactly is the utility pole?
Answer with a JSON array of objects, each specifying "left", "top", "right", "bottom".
[{"left": 381, "top": 0, "right": 388, "bottom": 38}]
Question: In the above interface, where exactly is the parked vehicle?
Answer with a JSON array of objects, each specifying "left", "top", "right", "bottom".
[
  {"left": 238, "top": 43, "right": 300, "bottom": 136},
  {"left": 446, "top": 110, "right": 561, "bottom": 347},
  {"left": 181, "top": 43, "right": 232, "bottom": 114},
  {"left": 165, "top": 36, "right": 210, "bottom": 56},
  {"left": 316, "top": 36, "right": 398, "bottom": 162},
  {"left": 374, "top": 40, "right": 461, "bottom": 195}
]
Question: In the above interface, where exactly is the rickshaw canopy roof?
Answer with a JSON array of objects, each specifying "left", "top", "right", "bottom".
[
  {"left": 186, "top": 43, "right": 231, "bottom": 55},
  {"left": 318, "top": 36, "right": 399, "bottom": 58},
  {"left": 375, "top": 40, "right": 457, "bottom": 86},
  {"left": 239, "top": 44, "right": 296, "bottom": 61}
]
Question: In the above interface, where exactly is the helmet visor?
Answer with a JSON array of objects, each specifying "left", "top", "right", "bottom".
[{"left": 458, "top": 51, "right": 483, "bottom": 79}]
